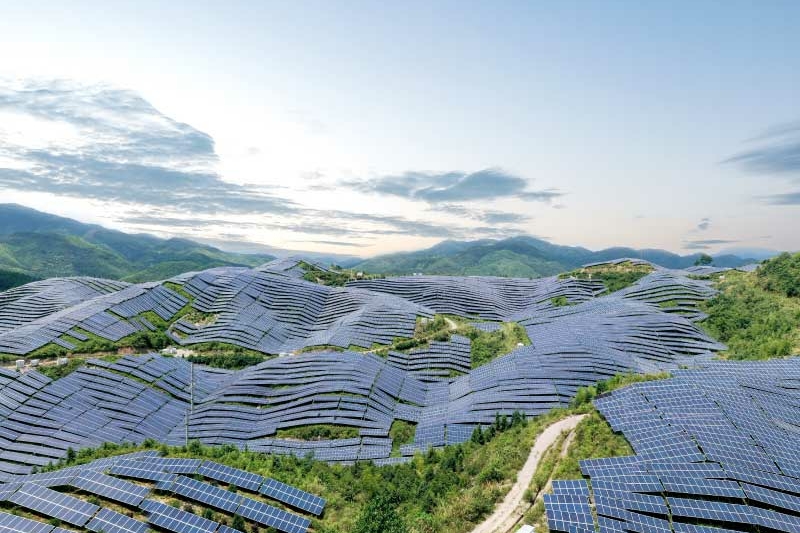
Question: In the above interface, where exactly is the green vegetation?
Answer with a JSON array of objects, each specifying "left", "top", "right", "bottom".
[
  {"left": 460, "top": 322, "right": 531, "bottom": 368},
  {"left": 185, "top": 352, "right": 268, "bottom": 369},
  {"left": 757, "top": 252, "right": 800, "bottom": 298},
  {"left": 694, "top": 253, "right": 713, "bottom": 266},
  {"left": 354, "top": 493, "right": 408, "bottom": 533},
  {"left": 523, "top": 372, "right": 668, "bottom": 531},
  {"left": 0, "top": 268, "right": 39, "bottom": 291},
  {"left": 559, "top": 261, "right": 654, "bottom": 294},
  {"left": 36, "top": 358, "right": 85, "bottom": 380},
  {"left": 39, "top": 408, "right": 566, "bottom": 533},
  {"left": 276, "top": 424, "right": 360, "bottom": 441},
  {"left": 301, "top": 262, "right": 382, "bottom": 287},
  {"left": 352, "top": 236, "right": 753, "bottom": 278},
  {"left": 700, "top": 256, "right": 800, "bottom": 360},
  {"left": 389, "top": 420, "right": 417, "bottom": 456}
]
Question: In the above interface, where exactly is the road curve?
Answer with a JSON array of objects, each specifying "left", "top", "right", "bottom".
[{"left": 469, "top": 414, "right": 587, "bottom": 533}]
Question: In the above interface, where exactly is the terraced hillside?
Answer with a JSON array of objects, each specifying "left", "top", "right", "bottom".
[
  {"left": 1, "top": 256, "right": 798, "bottom": 533},
  {"left": 0, "top": 259, "right": 733, "bottom": 470}
]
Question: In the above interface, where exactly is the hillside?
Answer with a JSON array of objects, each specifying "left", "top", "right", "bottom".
[
  {"left": 354, "top": 235, "right": 755, "bottom": 277},
  {"left": 0, "top": 204, "right": 273, "bottom": 284}
]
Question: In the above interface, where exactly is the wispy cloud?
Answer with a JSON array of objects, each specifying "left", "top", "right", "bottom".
[
  {"left": 757, "top": 191, "right": 800, "bottom": 205},
  {"left": 430, "top": 203, "right": 531, "bottom": 225},
  {"left": 683, "top": 238, "right": 739, "bottom": 250},
  {"left": 343, "top": 168, "right": 562, "bottom": 203},
  {"left": 0, "top": 81, "right": 296, "bottom": 215},
  {"left": 696, "top": 217, "right": 711, "bottom": 231},
  {"left": 723, "top": 120, "right": 800, "bottom": 176}
]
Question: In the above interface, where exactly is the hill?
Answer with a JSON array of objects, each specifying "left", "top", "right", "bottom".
[
  {"left": 0, "top": 204, "right": 273, "bottom": 284},
  {"left": 353, "top": 235, "right": 755, "bottom": 276}
]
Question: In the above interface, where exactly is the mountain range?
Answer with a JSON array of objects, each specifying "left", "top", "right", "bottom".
[
  {"left": 0, "top": 204, "right": 273, "bottom": 289},
  {"left": 351, "top": 236, "right": 758, "bottom": 277},
  {"left": 0, "top": 204, "right": 760, "bottom": 289}
]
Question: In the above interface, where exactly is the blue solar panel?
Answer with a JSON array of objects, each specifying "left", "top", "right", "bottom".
[
  {"left": 140, "top": 499, "right": 219, "bottom": 533},
  {"left": 8, "top": 483, "right": 99, "bottom": 527}
]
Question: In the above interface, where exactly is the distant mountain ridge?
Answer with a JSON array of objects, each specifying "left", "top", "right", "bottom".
[
  {"left": 0, "top": 205, "right": 759, "bottom": 288},
  {"left": 353, "top": 236, "right": 756, "bottom": 277},
  {"left": 0, "top": 204, "right": 273, "bottom": 284}
]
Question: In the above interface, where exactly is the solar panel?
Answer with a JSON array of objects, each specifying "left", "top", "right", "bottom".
[
  {"left": 237, "top": 497, "right": 311, "bottom": 533},
  {"left": 71, "top": 470, "right": 150, "bottom": 506},
  {"left": 140, "top": 499, "right": 219, "bottom": 533},
  {"left": 86, "top": 508, "right": 149, "bottom": 533},
  {"left": 0, "top": 510, "right": 54, "bottom": 533},
  {"left": 168, "top": 475, "right": 242, "bottom": 513},
  {"left": 8, "top": 482, "right": 99, "bottom": 527},
  {"left": 261, "top": 477, "right": 326, "bottom": 515},
  {"left": 197, "top": 460, "right": 263, "bottom": 492}
]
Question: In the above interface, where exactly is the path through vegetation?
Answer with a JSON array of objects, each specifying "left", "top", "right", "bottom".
[{"left": 469, "top": 414, "right": 587, "bottom": 533}]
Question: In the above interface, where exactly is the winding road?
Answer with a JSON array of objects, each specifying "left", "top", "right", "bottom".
[{"left": 469, "top": 414, "right": 587, "bottom": 533}]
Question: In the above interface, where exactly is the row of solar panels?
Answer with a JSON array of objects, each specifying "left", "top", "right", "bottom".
[
  {"left": 544, "top": 358, "right": 800, "bottom": 533},
  {"left": 0, "top": 451, "right": 326, "bottom": 533}
]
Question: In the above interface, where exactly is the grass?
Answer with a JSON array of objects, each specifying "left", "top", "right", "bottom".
[{"left": 559, "top": 261, "right": 654, "bottom": 294}]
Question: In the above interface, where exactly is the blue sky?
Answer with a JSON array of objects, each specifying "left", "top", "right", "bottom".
[{"left": 0, "top": 1, "right": 798, "bottom": 256}]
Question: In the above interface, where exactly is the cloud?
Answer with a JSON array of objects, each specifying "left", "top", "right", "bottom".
[
  {"left": 757, "top": 191, "right": 800, "bottom": 205},
  {"left": 0, "top": 80, "right": 535, "bottom": 246},
  {"left": 696, "top": 217, "right": 711, "bottom": 231},
  {"left": 294, "top": 240, "right": 369, "bottom": 248},
  {"left": 431, "top": 203, "right": 531, "bottom": 225},
  {"left": 0, "top": 80, "right": 295, "bottom": 216},
  {"left": 683, "top": 238, "right": 739, "bottom": 250},
  {"left": 344, "top": 168, "right": 562, "bottom": 203},
  {"left": 723, "top": 120, "right": 800, "bottom": 176}
]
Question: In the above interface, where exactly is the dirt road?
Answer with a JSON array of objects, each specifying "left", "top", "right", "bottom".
[{"left": 469, "top": 414, "right": 587, "bottom": 533}]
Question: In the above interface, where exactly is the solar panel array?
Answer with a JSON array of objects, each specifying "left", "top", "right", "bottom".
[
  {"left": 167, "top": 266, "right": 431, "bottom": 353},
  {"left": 349, "top": 274, "right": 604, "bottom": 320},
  {"left": 387, "top": 334, "right": 471, "bottom": 381},
  {"left": 0, "top": 450, "right": 325, "bottom": 533},
  {"left": 544, "top": 358, "right": 800, "bottom": 533},
  {"left": 0, "top": 278, "right": 187, "bottom": 355},
  {"left": 0, "top": 261, "right": 735, "bottom": 465}
]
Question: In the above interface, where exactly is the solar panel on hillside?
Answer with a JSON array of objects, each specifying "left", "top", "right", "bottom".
[
  {"left": 237, "top": 497, "right": 311, "bottom": 533},
  {"left": 86, "top": 508, "right": 150, "bottom": 533},
  {"left": 197, "top": 460, "right": 263, "bottom": 491},
  {"left": 167, "top": 475, "right": 242, "bottom": 513},
  {"left": 261, "top": 477, "right": 326, "bottom": 515},
  {"left": 0, "top": 510, "right": 54, "bottom": 533},
  {"left": 8, "top": 482, "right": 99, "bottom": 527},
  {"left": 140, "top": 499, "right": 219, "bottom": 533},
  {"left": 71, "top": 470, "right": 150, "bottom": 506}
]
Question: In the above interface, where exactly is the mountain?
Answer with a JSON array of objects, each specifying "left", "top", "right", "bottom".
[
  {"left": 0, "top": 204, "right": 274, "bottom": 284},
  {"left": 353, "top": 236, "right": 756, "bottom": 277}
]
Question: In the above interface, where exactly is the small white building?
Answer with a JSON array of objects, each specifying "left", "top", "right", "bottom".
[
  {"left": 15, "top": 360, "right": 24, "bottom": 370},
  {"left": 517, "top": 526, "right": 535, "bottom": 533}
]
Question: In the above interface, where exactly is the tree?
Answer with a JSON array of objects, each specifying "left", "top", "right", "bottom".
[
  {"left": 353, "top": 494, "right": 408, "bottom": 533},
  {"left": 694, "top": 253, "right": 713, "bottom": 266},
  {"left": 231, "top": 515, "right": 246, "bottom": 531}
]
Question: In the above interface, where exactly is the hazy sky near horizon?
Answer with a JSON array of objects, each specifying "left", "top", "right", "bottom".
[{"left": 1, "top": 1, "right": 799, "bottom": 257}]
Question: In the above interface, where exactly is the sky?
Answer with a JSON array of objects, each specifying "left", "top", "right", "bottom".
[{"left": 0, "top": 0, "right": 799, "bottom": 258}]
